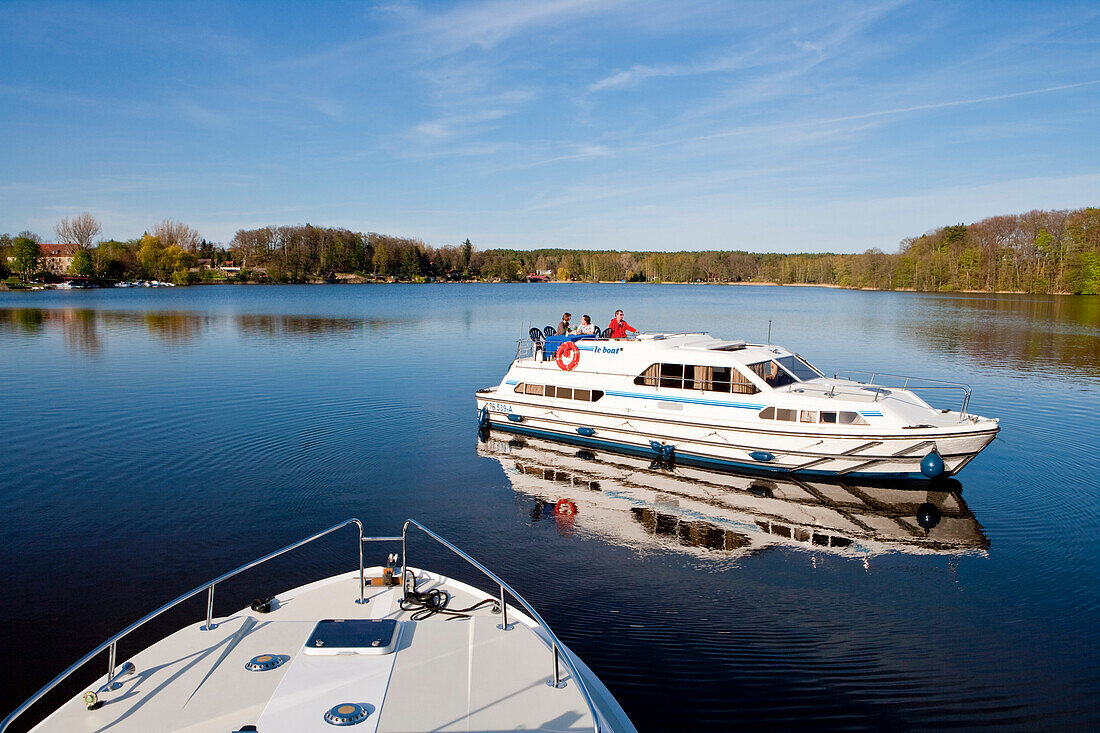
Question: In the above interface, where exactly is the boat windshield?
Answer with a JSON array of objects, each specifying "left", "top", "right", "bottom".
[
  {"left": 776, "top": 355, "right": 822, "bottom": 381},
  {"left": 749, "top": 355, "right": 822, "bottom": 388}
]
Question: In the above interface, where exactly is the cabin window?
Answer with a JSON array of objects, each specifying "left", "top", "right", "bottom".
[
  {"left": 820, "top": 411, "right": 837, "bottom": 423},
  {"left": 635, "top": 364, "right": 660, "bottom": 386},
  {"left": 660, "top": 363, "right": 686, "bottom": 389},
  {"left": 776, "top": 408, "right": 797, "bottom": 422},
  {"left": 514, "top": 383, "right": 525, "bottom": 394},
  {"left": 748, "top": 361, "right": 797, "bottom": 388},
  {"left": 759, "top": 407, "right": 775, "bottom": 420},
  {"left": 838, "top": 411, "right": 870, "bottom": 425},
  {"left": 522, "top": 384, "right": 603, "bottom": 402},
  {"left": 636, "top": 363, "right": 758, "bottom": 394},
  {"left": 800, "top": 410, "right": 817, "bottom": 423}
]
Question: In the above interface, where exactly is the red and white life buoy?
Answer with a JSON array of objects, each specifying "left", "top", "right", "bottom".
[
  {"left": 556, "top": 341, "right": 580, "bottom": 371},
  {"left": 554, "top": 499, "right": 577, "bottom": 517}
]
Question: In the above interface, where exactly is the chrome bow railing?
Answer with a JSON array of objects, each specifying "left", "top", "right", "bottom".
[
  {"left": 832, "top": 370, "right": 973, "bottom": 418},
  {"left": 402, "top": 519, "right": 604, "bottom": 732},
  {"left": 1, "top": 518, "right": 390, "bottom": 733}
]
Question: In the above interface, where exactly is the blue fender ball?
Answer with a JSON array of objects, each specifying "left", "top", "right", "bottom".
[{"left": 920, "top": 449, "right": 945, "bottom": 478}]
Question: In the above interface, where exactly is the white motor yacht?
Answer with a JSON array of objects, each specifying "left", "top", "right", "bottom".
[
  {"left": 476, "top": 332, "right": 999, "bottom": 480},
  {"left": 2, "top": 519, "right": 635, "bottom": 733}
]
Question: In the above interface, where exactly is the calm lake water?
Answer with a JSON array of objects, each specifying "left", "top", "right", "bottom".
[{"left": 1, "top": 284, "right": 1098, "bottom": 731}]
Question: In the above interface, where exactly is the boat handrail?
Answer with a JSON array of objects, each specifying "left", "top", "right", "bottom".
[
  {"left": 831, "top": 370, "right": 972, "bottom": 418},
  {"left": 401, "top": 519, "right": 604, "bottom": 733},
  {"left": 1, "top": 518, "right": 384, "bottom": 733}
]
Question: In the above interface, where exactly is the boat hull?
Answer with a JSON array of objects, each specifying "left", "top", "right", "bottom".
[{"left": 476, "top": 395, "right": 997, "bottom": 480}]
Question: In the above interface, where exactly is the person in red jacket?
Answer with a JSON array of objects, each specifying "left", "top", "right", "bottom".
[{"left": 607, "top": 310, "right": 637, "bottom": 339}]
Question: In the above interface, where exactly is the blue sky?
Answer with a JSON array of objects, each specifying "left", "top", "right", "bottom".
[{"left": 2, "top": 0, "right": 1098, "bottom": 253}]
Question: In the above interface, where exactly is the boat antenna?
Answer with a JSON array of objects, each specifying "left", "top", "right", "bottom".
[{"left": 767, "top": 319, "right": 772, "bottom": 346}]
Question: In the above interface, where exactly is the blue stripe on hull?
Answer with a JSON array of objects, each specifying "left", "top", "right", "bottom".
[{"left": 485, "top": 421, "right": 932, "bottom": 481}]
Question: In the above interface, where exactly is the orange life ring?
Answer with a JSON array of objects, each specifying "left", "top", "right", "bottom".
[
  {"left": 556, "top": 341, "right": 580, "bottom": 371},
  {"left": 554, "top": 499, "right": 577, "bottom": 517}
]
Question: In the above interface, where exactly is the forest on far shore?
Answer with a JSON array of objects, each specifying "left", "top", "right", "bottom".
[{"left": 3, "top": 206, "right": 1098, "bottom": 294}]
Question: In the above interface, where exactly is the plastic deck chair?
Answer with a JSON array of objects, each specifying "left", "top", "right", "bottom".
[
  {"left": 529, "top": 327, "right": 544, "bottom": 342},
  {"left": 601, "top": 327, "right": 614, "bottom": 338},
  {"left": 543, "top": 325, "right": 556, "bottom": 338}
]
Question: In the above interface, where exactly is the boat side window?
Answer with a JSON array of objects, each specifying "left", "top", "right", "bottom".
[
  {"left": 637, "top": 363, "right": 759, "bottom": 394},
  {"left": 660, "top": 363, "right": 686, "bottom": 389},
  {"left": 800, "top": 410, "right": 817, "bottom": 423},
  {"left": 693, "top": 365, "right": 760, "bottom": 395},
  {"left": 514, "top": 383, "right": 525, "bottom": 394},
  {"left": 759, "top": 407, "right": 797, "bottom": 421},
  {"left": 838, "top": 411, "right": 869, "bottom": 425},
  {"left": 526, "top": 384, "right": 603, "bottom": 402},
  {"left": 820, "top": 411, "right": 837, "bottom": 423},
  {"left": 635, "top": 364, "right": 660, "bottom": 387},
  {"left": 748, "top": 360, "right": 797, "bottom": 388}
]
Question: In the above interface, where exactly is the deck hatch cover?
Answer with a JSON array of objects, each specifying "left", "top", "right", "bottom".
[{"left": 304, "top": 619, "right": 399, "bottom": 656}]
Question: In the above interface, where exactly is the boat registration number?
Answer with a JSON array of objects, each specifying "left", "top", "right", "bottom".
[{"left": 487, "top": 402, "right": 513, "bottom": 413}]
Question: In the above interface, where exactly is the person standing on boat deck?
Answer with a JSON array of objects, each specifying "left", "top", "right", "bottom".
[
  {"left": 607, "top": 310, "right": 637, "bottom": 339},
  {"left": 575, "top": 315, "right": 597, "bottom": 334},
  {"left": 556, "top": 312, "right": 572, "bottom": 335}
]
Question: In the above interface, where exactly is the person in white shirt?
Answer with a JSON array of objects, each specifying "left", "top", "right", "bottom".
[{"left": 575, "top": 315, "right": 597, "bottom": 334}]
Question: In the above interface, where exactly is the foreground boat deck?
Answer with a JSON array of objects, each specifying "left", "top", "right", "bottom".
[{"left": 32, "top": 570, "right": 599, "bottom": 733}]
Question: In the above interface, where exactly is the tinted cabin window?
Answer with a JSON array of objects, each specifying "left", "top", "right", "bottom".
[
  {"left": 776, "top": 408, "right": 797, "bottom": 421},
  {"left": 635, "top": 364, "right": 660, "bottom": 386},
  {"left": 660, "top": 363, "right": 685, "bottom": 389},
  {"left": 591, "top": 390, "right": 604, "bottom": 402},
  {"left": 556, "top": 387, "right": 573, "bottom": 400},
  {"left": 636, "top": 363, "right": 758, "bottom": 394},
  {"left": 776, "top": 354, "right": 821, "bottom": 381},
  {"left": 749, "top": 360, "right": 797, "bottom": 388},
  {"left": 543, "top": 385, "right": 556, "bottom": 398},
  {"left": 524, "top": 383, "right": 543, "bottom": 395},
  {"left": 759, "top": 407, "right": 776, "bottom": 420},
  {"left": 839, "top": 411, "right": 870, "bottom": 425},
  {"left": 820, "top": 411, "right": 837, "bottom": 423},
  {"left": 574, "top": 389, "right": 591, "bottom": 401},
  {"left": 514, "top": 383, "right": 525, "bottom": 393}
]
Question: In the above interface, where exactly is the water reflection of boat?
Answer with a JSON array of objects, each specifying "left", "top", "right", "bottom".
[{"left": 478, "top": 435, "right": 989, "bottom": 559}]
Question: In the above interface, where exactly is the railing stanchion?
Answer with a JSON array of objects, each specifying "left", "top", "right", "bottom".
[
  {"left": 201, "top": 584, "right": 215, "bottom": 631},
  {"left": 552, "top": 644, "right": 562, "bottom": 688},
  {"left": 498, "top": 584, "right": 509, "bottom": 631},
  {"left": 401, "top": 523, "right": 409, "bottom": 601},
  {"left": 357, "top": 521, "right": 365, "bottom": 605},
  {"left": 106, "top": 641, "right": 116, "bottom": 685}
]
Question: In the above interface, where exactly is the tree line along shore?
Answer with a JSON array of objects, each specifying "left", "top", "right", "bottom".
[{"left": 2, "top": 207, "right": 1098, "bottom": 294}]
